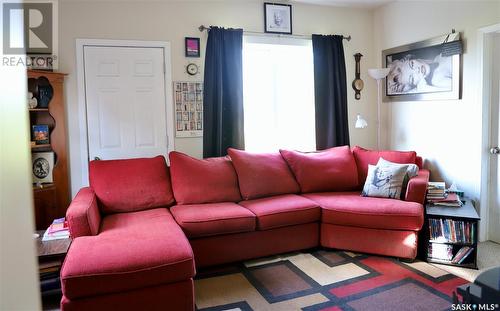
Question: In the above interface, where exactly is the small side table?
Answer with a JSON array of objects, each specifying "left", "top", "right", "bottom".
[
  {"left": 36, "top": 230, "right": 71, "bottom": 297},
  {"left": 418, "top": 199, "right": 480, "bottom": 269}
]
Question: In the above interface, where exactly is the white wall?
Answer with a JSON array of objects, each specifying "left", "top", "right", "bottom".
[
  {"left": 374, "top": 1, "right": 500, "bottom": 238},
  {"left": 59, "top": 0, "right": 378, "bottom": 196},
  {"left": 0, "top": 23, "right": 41, "bottom": 311}
]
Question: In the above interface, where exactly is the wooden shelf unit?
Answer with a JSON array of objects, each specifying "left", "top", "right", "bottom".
[
  {"left": 28, "top": 70, "right": 70, "bottom": 230},
  {"left": 31, "top": 144, "right": 52, "bottom": 150},
  {"left": 419, "top": 199, "right": 480, "bottom": 269}
]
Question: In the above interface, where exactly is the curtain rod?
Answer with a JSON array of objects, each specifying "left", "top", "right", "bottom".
[{"left": 198, "top": 25, "right": 351, "bottom": 41}]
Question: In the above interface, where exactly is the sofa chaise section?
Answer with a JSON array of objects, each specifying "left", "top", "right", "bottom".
[
  {"left": 62, "top": 156, "right": 195, "bottom": 311},
  {"left": 61, "top": 208, "right": 195, "bottom": 310}
]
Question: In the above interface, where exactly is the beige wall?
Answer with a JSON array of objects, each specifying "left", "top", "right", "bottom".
[
  {"left": 0, "top": 42, "right": 41, "bottom": 311},
  {"left": 374, "top": 1, "right": 500, "bottom": 214},
  {"left": 59, "top": 0, "right": 378, "bottom": 196}
]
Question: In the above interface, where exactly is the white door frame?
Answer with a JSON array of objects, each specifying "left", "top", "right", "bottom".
[
  {"left": 75, "top": 39, "right": 175, "bottom": 189},
  {"left": 479, "top": 23, "right": 500, "bottom": 242}
]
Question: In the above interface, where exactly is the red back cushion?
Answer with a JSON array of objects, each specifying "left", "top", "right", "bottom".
[
  {"left": 279, "top": 146, "right": 358, "bottom": 193},
  {"left": 415, "top": 156, "right": 423, "bottom": 169},
  {"left": 169, "top": 151, "right": 242, "bottom": 204},
  {"left": 352, "top": 146, "right": 417, "bottom": 185},
  {"left": 89, "top": 156, "right": 175, "bottom": 214},
  {"left": 227, "top": 148, "right": 300, "bottom": 200}
]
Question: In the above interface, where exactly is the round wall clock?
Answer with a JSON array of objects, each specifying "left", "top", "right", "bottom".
[{"left": 186, "top": 63, "right": 199, "bottom": 76}]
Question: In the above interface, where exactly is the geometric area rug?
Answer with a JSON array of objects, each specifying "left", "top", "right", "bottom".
[{"left": 194, "top": 250, "right": 469, "bottom": 311}]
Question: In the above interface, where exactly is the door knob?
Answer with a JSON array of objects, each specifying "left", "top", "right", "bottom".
[
  {"left": 94, "top": 156, "right": 101, "bottom": 160},
  {"left": 490, "top": 147, "right": 500, "bottom": 154}
]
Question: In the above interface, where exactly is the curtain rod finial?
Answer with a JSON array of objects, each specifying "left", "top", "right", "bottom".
[
  {"left": 199, "top": 25, "right": 207, "bottom": 32},
  {"left": 345, "top": 35, "right": 351, "bottom": 42}
]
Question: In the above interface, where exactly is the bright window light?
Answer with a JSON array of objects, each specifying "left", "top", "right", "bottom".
[{"left": 243, "top": 35, "right": 315, "bottom": 153}]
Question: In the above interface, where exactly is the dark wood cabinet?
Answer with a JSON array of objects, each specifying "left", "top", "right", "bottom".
[{"left": 29, "top": 70, "right": 70, "bottom": 230}]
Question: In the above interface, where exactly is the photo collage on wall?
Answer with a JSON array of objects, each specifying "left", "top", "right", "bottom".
[{"left": 174, "top": 81, "right": 203, "bottom": 137}]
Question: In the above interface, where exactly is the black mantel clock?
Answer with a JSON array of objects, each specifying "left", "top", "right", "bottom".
[{"left": 352, "top": 53, "right": 364, "bottom": 100}]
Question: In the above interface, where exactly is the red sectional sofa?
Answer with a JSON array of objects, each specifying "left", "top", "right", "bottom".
[{"left": 60, "top": 146, "right": 429, "bottom": 310}]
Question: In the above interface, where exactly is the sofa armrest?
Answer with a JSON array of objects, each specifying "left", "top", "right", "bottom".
[
  {"left": 66, "top": 187, "right": 101, "bottom": 238},
  {"left": 404, "top": 169, "right": 430, "bottom": 205}
]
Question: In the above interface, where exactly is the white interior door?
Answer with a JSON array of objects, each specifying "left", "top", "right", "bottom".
[
  {"left": 489, "top": 34, "right": 500, "bottom": 243},
  {"left": 84, "top": 46, "right": 171, "bottom": 161}
]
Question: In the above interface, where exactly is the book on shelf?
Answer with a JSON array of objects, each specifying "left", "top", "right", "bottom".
[
  {"left": 428, "top": 218, "right": 474, "bottom": 244},
  {"left": 427, "top": 182, "right": 446, "bottom": 199},
  {"left": 451, "top": 246, "right": 474, "bottom": 264},
  {"left": 428, "top": 243, "right": 453, "bottom": 261},
  {"left": 426, "top": 181, "right": 464, "bottom": 206},
  {"left": 39, "top": 259, "right": 63, "bottom": 271},
  {"left": 40, "top": 276, "right": 61, "bottom": 293},
  {"left": 428, "top": 193, "right": 463, "bottom": 207},
  {"left": 42, "top": 217, "right": 70, "bottom": 241}
]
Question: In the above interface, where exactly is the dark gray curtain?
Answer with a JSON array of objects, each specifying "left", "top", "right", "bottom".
[
  {"left": 203, "top": 27, "right": 244, "bottom": 158},
  {"left": 312, "top": 34, "right": 350, "bottom": 150}
]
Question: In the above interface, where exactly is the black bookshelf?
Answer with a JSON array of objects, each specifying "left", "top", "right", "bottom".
[{"left": 419, "top": 198, "right": 480, "bottom": 269}]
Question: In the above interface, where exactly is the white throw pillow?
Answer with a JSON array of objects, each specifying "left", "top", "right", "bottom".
[
  {"left": 362, "top": 164, "right": 409, "bottom": 199},
  {"left": 377, "top": 157, "right": 419, "bottom": 178}
]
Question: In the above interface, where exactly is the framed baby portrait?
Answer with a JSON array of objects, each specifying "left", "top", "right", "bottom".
[{"left": 382, "top": 32, "right": 462, "bottom": 101}]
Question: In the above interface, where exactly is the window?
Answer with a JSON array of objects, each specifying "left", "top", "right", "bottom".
[{"left": 242, "top": 36, "right": 315, "bottom": 153}]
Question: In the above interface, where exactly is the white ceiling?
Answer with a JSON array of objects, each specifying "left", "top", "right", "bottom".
[
  {"left": 293, "top": 0, "right": 394, "bottom": 9},
  {"left": 59, "top": 0, "right": 394, "bottom": 8}
]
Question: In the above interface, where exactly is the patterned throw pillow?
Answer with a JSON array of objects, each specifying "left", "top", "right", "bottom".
[
  {"left": 362, "top": 164, "right": 409, "bottom": 199},
  {"left": 377, "top": 157, "right": 419, "bottom": 178},
  {"left": 377, "top": 157, "right": 419, "bottom": 199}
]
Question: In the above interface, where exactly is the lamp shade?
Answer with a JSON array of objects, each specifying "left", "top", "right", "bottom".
[
  {"left": 368, "top": 68, "right": 390, "bottom": 80},
  {"left": 355, "top": 114, "right": 368, "bottom": 129}
]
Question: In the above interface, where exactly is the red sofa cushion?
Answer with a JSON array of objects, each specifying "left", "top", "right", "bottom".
[
  {"left": 227, "top": 148, "right": 300, "bottom": 200},
  {"left": 304, "top": 192, "right": 423, "bottom": 231},
  {"left": 352, "top": 146, "right": 417, "bottom": 186},
  {"left": 280, "top": 146, "right": 358, "bottom": 193},
  {"left": 89, "top": 156, "right": 175, "bottom": 214},
  {"left": 170, "top": 202, "right": 256, "bottom": 238},
  {"left": 169, "top": 152, "right": 242, "bottom": 204},
  {"left": 238, "top": 194, "right": 320, "bottom": 230},
  {"left": 61, "top": 208, "right": 194, "bottom": 300}
]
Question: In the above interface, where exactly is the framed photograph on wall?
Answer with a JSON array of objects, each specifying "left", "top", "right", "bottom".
[
  {"left": 264, "top": 3, "right": 292, "bottom": 34},
  {"left": 185, "top": 37, "right": 200, "bottom": 58},
  {"left": 32, "top": 152, "right": 54, "bottom": 184},
  {"left": 382, "top": 32, "right": 462, "bottom": 101},
  {"left": 174, "top": 81, "right": 203, "bottom": 137}
]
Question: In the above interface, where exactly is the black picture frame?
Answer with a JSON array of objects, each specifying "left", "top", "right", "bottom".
[
  {"left": 185, "top": 37, "right": 200, "bottom": 58},
  {"left": 264, "top": 3, "right": 292, "bottom": 35},
  {"left": 382, "top": 32, "right": 461, "bottom": 102}
]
